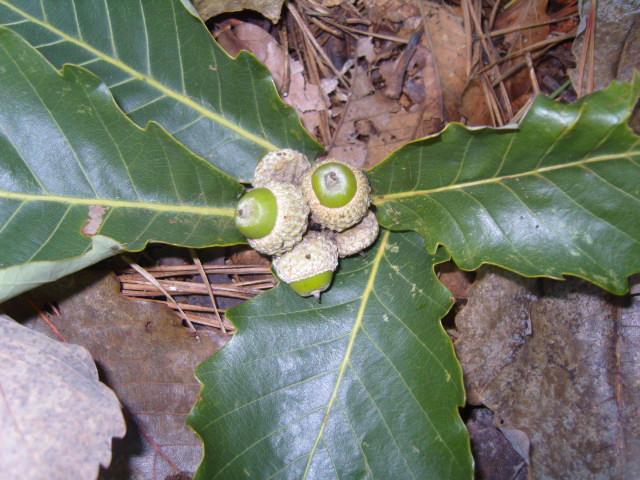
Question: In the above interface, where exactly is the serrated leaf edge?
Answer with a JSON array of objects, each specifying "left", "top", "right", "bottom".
[
  {"left": 0, "top": 0, "right": 279, "bottom": 152},
  {"left": 300, "top": 229, "right": 462, "bottom": 478}
]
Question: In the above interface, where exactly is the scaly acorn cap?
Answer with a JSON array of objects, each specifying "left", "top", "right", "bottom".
[
  {"left": 301, "top": 159, "right": 371, "bottom": 232},
  {"left": 253, "top": 149, "right": 312, "bottom": 188},
  {"left": 236, "top": 182, "right": 310, "bottom": 256},
  {"left": 272, "top": 231, "right": 339, "bottom": 300},
  {"left": 334, "top": 210, "right": 380, "bottom": 257}
]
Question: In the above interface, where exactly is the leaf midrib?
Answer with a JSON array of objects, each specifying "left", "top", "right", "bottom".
[
  {"left": 373, "top": 151, "right": 639, "bottom": 203},
  {"left": 0, "top": 190, "right": 235, "bottom": 216},
  {"left": 0, "top": 0, "right": 278, "bottom": 152},
  {"left": 302, "top": 229, "right": 390, "bottom": 478}
]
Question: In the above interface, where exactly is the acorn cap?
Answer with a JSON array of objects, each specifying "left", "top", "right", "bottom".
[
  {"left": 253, "top": 149, "right": 312, "bottom": 188},
  {"left": 248, "top": 182, "right": 310, "bottom": 256},
  {"left": 334, "top": 210, "right": 379, "bottom": 257},
  {"left": 272, "top": 230, "right": 339, "bottom": 285},
  {"left": 301, "top": 159, "right": 371, "bottom": 232}
]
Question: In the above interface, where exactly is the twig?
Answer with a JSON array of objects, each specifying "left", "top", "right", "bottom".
[
  {"left": 488, "top": 0, "right": 502, "bottom": 30},
  {"left": 315, "top": 16, "right": 409, "bottom": 44},
  {"left": 480, "top": 30, "right": 577, "bottom": 74},
  {"left": 587, "top": 0, "right": 596, "bottom": 94},
  {"left": 123, "top": 256, "right": 200, "bottom": 339},
  {"left": 118, "top": 264, "right": 273, "bottom": 277},
  {"left": 481, "top": 14, "right": 578, "bottom": 39},
  {"left": 491, "top": 45, "right": 552, "bottom": 88},
  {"left": 121, "top": 279, "right": 272, "bottom": 299},
  {"left": 525, "top": 53, "right": 540, "bottom": 96},
  {"left": 461, "top": 0, "right": 472, "bottom": 79},
  {"left": 280, "top": 26, "right": 291, "bottom": 97},
  {"left": 190, "top": 248, "right": 225, "bottom": 334},
  {"left": 23, "top": 294, "right": 68, "bottom": 343},
  {"left": 127, "top": 298, "right": 236, "bottom": 332},
  {"left": 288, "top": 2, "right": 349, "bottom": 88}
]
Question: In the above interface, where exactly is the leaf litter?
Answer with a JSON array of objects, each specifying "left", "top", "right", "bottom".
[
  {"left": 4, "top": 0, "right": 638, "bottom": 478},
  {"left": 459, "top": 273, "right": 640, "bottom": 479},
  {"left": 1, "top": 265, "right": 259, "bottom": 479},
  {"left": 0, "top": 315, "right": 125, "bottom": 480}
]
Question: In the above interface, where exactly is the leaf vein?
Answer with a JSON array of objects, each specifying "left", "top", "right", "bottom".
[
  {"left": 347, "top": 362, "right": 417, "bottom": 479},
  {"left": 535, "top": 173, "right": 639, "bottom": 244},
  {"left": 211, "top": 406, "right": 327, "bottom": 480},
  {"left": 26, "top": 204, "right": 73, "bottom": 262}
]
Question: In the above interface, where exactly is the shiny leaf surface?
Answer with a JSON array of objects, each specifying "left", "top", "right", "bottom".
[
  {"left": 0, "top": 0, "right": 323, "bottom": 181},
  {"left": 370, "top": 79, "right": 640, "bottom": 294},
  {"left": 189, "top": 230, "right": 473, "bottom": 479},
  {"left": 0, "top": 28, "right": 243, "bottom": 302}
]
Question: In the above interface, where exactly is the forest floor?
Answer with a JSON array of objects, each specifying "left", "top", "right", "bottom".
[{"left": 7, "top": 1, "right": 638, "bottom": 479}]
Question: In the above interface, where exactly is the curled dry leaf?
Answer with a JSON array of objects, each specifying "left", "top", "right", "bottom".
[
  {"left": 193, "top": 0, "right": 285, "bottom": 23},
  {"left": 217, "top": 22, "right": 330, "bottom": 139}
]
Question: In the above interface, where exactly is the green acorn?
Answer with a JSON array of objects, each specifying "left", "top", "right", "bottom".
[
  {"left": 334, "top": 210, "right": 379, "bottom": 257},
  {"left": 235, "top": 182, "right": 309, "bottom": 256},
  {"left": 272, "top": 231, "right": 339, "bottom": 300},
  {"left": 252, "top": 149, "right": 312, "bottom": 188},
  {"left": 301, "top": 159, "right": 371, "bottom": 232}
]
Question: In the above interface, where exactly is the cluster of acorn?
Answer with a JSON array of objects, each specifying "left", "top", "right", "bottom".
[{"left": 234, "top": 149, "right": 379, "bottom": 300}]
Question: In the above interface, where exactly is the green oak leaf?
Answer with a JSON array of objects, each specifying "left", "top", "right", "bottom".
[
  {"left": 188, "top": 230, "right": 473, "bottom": 479},
  {"left": 0, "top": 0, "right": 323, "bottom": 181},
  {"left": 370, "top": 78, "right": 640, "bottom": 295},
  {"left": 0, "top": 27, "right": 244, "bottom": 302}
]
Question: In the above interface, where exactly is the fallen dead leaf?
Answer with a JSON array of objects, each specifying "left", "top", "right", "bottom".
[
  {"left": 570, "top": 0, "right": 640, "bottom": 93},
  {"left": 193, "top": 0, "right": 285, "bottom": 23},
  {"left": 0, "top": 315, "right": 125, "bottom": 480},
  {"left": 330, "top": 3, "right": 468, "bottom": 168},
  {"left": 217, "top": 21, "right": 330, "bottom": 141},
  {"left": 454, "top": 266, "right": 539, "bottom": 405},
  {"left": 3, "top": 270, "right": 228, "bottom": 480},
  {"left": 437, "top": 261, "right": 474, "bottom": 302},
  {"left": 494, "top": 0, "right": 550, "bottom": 102},
  {"left": 367, "top": 0, "right": 418, "bottom": 24},
  {"left": 417, "top": 2, "right": 468, "bottom": 125},
  {"left": 480, "top": 276, "right": 640, "bottom": 479},
  {"left": 466, "top": 408, "right": 527, "bottom": 480}
]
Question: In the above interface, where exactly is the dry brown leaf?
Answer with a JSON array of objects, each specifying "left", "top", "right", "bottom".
[
  {"left": 193, "top": 0, "right": 285, "bottom": 23},
  {"left": 460, "top": 79, "right": 495, "bottom": 126},
  {"left": 437, "top": 261, "right": 474, "bottom": 302},
  {"left": 454, "top": 266, "right": 539, "bottom": 405},
  {"left": 417, "top": 3, "right": 468, "bottom": 124},
  {"left": 570, "top": 0, "right": 640, "bottom": 93},
  {"left": 0, "top": 315, "right": 125, "bottom": 480},
  {"left": 494, "top": 0, "right": 550, "bottom": 102},
  {"left": 220, "top": 22, "right": 330, "bottom": 140},
  {"left": 3, "top": 271, "right": 228, "bottom": 480},
  {"left": 479, "top": 277, "right": 640, "bottom": 479},
  {"left": 466, "top": 408, "right": 527, "bottom": 480},
  {"left": 329, "top": 75, "right": 409, "bottom": 168},
  {"left": 329, "top": 3, "right": 467, "bottom": 168},
  {"left": 367, "top": 0, "right": 418, "bottom": 24}
]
